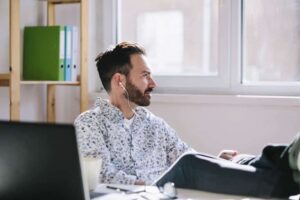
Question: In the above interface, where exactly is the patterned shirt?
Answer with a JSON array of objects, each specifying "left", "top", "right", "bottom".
[{"left": 74, "top": 98, "right": 190, "bottom": 185}]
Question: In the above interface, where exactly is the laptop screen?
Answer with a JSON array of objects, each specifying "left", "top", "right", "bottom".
[{"left": 0, "top": 121, "right": 88, "bottom": 200}]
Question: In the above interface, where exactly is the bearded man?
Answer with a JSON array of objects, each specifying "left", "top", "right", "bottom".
[{"left": 75, "top": 41, "right": 190, "bottom": 185}]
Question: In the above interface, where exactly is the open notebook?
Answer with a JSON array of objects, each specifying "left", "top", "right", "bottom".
[{"left": 0, "top": 121, "right": 90, "bottom": 200}]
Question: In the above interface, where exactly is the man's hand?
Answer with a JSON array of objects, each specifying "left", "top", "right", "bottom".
[
  {"left": 218, "top": 150, "right": 238, "bottom": 160},
  {"left": 134, "top": 180, "right": 145, "bottom": 185}
]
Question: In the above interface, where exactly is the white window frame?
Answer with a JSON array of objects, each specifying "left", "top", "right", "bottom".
[
  {"left": 230, "top": 0, "right": 300, "bottom": 96},
  {"left": 103, "top": 0, "right": 300, "bottom": 96}
]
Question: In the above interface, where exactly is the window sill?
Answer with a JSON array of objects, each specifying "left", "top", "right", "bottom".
[{"left": 89, "top": 92, "right": 300, "bottom": 107}]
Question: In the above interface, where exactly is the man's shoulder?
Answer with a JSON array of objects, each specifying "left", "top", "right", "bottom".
[
  {"left": 75, "top": 106, "right": 101, "bottom": 123},
  {"left": 138, "top": 107, "right": 168, "bottom": 125}
]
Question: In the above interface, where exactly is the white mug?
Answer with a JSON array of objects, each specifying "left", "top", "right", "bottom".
[{"left": 82, "top": 157, "right": 102, "bottom": 191}]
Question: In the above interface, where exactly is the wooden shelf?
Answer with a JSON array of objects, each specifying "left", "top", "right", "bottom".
[
  {"left": 1, "top": 77, "right": 81, "bottom": 86},
  {"left": 0, "top": 74, "right": 10, "bottom": 87},
  {"left": 20, "top": 81, "right": 80, "bottom": 86},
  {"left": 4, "top": 0, "right": 88, "bottom": 122},
  {"left": 48, "top": 0, "right": 81, "bottom": 4},
  {"left": 46, "top": 0, "right": 88, "bottom": 122}
]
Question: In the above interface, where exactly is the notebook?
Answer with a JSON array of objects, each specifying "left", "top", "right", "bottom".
[{"left": 0, "top": 121, "right": 90, "bottom": 200}]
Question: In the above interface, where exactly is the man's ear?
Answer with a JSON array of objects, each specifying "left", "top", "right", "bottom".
[{"left": 112, "top": 73, "right": 126, "bottom": 87}]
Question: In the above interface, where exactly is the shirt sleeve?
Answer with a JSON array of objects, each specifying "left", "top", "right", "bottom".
[
  {"left": 74, "top": 112, "right": 137, "bottom": 185},
  {"left": 162, "top": 121, "right": 192, "bottom": 165}
]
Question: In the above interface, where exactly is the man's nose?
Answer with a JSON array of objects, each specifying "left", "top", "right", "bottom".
[{"left": 149, "top": 77, "right": 157, "bottom": 88}]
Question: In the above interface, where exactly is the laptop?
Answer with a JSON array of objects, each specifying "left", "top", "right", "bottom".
[{"left": 0, "top": 121, "right": 90, "bottom": 200}]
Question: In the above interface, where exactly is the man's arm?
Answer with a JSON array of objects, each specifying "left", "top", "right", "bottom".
[{"left": 163, "top": 122, "right": 191, "bottom": 164}]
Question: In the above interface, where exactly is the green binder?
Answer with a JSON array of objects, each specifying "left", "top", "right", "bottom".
[{"left": 23, "top": 26, "right": 65, "bottom": 81}]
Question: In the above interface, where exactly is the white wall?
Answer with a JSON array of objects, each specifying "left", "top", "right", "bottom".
[
  {"left": 1, "top": 0, "right": 300, "bottom": 156},
  {"left": 147, "top": 94, "right": 300, "bottom": 155}
]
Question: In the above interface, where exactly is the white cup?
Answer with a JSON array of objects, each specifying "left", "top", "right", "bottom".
[{"left": 82, "top": 157, "right": 102, "bottom": 191}]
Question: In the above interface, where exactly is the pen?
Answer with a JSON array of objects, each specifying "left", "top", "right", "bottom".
[{"left": 106, "top": 185, "right": 146, "bottom": 194}]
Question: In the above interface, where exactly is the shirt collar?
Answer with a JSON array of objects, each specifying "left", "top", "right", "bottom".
[{"left": 94, "top": 97, "right": 149, "bottom": 124}]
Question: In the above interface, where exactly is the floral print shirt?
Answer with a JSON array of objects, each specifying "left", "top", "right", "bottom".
[{"left": 74, "top": 98, "right": 190, "bottom": 185}]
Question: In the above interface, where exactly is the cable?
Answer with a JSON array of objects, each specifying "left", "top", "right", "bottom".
[{"left": 119, "top": 82, "right": 138, "bottom": 117}]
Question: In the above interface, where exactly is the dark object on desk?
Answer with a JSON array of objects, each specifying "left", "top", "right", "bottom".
[{"left": 0, "top": 121, "right": 89, "bottom": 200}]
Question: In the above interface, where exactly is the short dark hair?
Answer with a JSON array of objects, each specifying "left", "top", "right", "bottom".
[{"left": 95, "top": 41, "right": 146, "bottom": 92}]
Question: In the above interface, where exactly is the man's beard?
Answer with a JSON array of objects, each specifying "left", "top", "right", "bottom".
[{"left": 125, "top": 80, "right": 152, "bottom": 106}]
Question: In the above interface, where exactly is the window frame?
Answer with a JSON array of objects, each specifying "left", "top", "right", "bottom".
[
  {"left": 104, "top": 0, "right": 300, "bottom": 96},
  {"left": 230, "top": 0, "right": 300, "bottom": 96}
]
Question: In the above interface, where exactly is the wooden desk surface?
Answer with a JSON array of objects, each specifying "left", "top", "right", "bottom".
[
  {"left": 177, "top": 188, "right": 262, "bottom": 200},
  {"left": 93, "top": 184, "right": 299, "bottom": 200}
]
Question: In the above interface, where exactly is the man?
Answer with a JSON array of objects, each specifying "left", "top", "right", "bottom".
[
  {"left": 75, "top": 41, "right": 300, "bottom": 197},
  {"left": 75, "top": 41, "right": 190, "bottom": 185}
]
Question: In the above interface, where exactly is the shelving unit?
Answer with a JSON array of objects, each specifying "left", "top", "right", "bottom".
[
  {"left": 0, "top": 0, "right": 88, "bottom": 122},
  {"left": 0, "top": 0, "right": 21, "bottom": 121},
  {"left": 46, "top": 0, "right": 88, "bottom": 122}
]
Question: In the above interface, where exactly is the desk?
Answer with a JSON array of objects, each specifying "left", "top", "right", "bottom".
[
  {"left": 177, "top": 188, "right": 263, "bottom": 200},
  {"left": 93, "top": 184, "right": 297, "bottom": 200}
]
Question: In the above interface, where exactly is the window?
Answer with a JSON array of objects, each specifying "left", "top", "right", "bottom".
[
  {"left": 112, "top": 0, "right": 300, "bottom": 95},
  {"left": 119, "top": 0, "right": 219, "bottom": 76},
  {"left": 118, "top": 0, "right": 228, "bottom": 92},
  {"left": 242, "top": 0, "right": 300, "bottom": 83}
]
